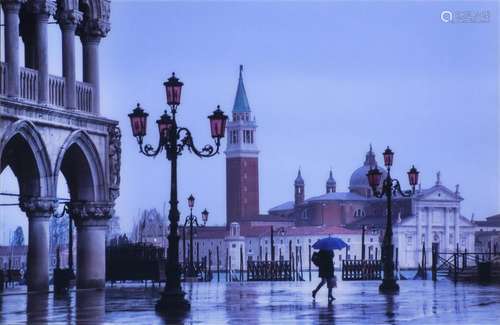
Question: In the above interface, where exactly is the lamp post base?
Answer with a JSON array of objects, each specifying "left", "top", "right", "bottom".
[
  {"left": 155, "top": 289, "right": 191, "bottom": 314},
  {"left": 379, "top": 279, "right": 400, "bottom": 294}
]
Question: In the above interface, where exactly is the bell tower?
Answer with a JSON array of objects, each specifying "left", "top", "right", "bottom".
[
  {"left": 294, "top": 169, "right": 305, "bottom": 206},
  {"left": 225, "top": 65, "right": 259, "bottom": 226}
]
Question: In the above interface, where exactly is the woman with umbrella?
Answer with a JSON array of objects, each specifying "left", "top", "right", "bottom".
[{"left": 311, "top": 237, "right": 348, "bottom": 303}]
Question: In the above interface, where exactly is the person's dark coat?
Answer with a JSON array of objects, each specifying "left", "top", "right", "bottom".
[{"left": 318, "top": 250, "right": 334, "bottom": 278}]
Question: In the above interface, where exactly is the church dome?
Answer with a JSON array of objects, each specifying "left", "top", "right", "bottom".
[{"left": 349, "top": 146, "right": 386, "bottom": 195}]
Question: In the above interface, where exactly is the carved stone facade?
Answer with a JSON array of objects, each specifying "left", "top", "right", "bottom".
[{"left": 0, "top": 0, "right": 118, "bottom": 291}]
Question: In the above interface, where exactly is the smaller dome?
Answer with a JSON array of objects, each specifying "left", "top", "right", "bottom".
[{"left": 295, "top": 169, "right": 304, "bottom": 186}]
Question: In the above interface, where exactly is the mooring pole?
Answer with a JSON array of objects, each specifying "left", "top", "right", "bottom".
[
  {"left": 240, "top": 245, "right": 243, "bottom": 282},
  {"left": 432, "top": 245, "right": 437, "bottom": 281},
  {"left": 308, "top": 244, "right": 312, "bottom": 281},
  {"left": 216, "top": 245, "right": 220, "bottom": 282}
]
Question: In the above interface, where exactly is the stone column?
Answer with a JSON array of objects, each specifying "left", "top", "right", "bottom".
[
  {"left": 56, "top": 10, "right": 82, "bottom": 109},
  {"left": 19, "top": 197, "right": 58, "bottom": 292},
  {"left": 81, "top": 35, "right": 101, "bottom": 114},
  {"left": 2, "top": 0, "right": 26, "bottom": 98},
  {"left": 32, "top": 1, "right": 56, "bottom": 104},
  {"left": 79, "top": 19, "right": 110, "bottom": 114},
  {"left": 69, "top": 202, "right": 112, "bottom": 289}
]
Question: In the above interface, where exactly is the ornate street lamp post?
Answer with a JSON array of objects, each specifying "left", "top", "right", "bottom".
[
  {"left": 184, "top": 194, "right": 209, "bottom": 278},
  {"left": 366, "top": 146, "right": 419, "bottom": 293},
  {"left": 128, "top": 73, "right": 228, "bottom": 312}
]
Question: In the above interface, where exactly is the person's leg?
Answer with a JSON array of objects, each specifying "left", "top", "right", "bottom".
[
  {"left": 312, "top": 278, "right": 326, "bottom": 299},
  {"left": 327, "top": 278, "right": 335, "bottom": 302}
]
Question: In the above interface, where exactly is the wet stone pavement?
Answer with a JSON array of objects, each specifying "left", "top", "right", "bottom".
[{"left": 1, "top": 278, "right": 500, "bottom": 324}]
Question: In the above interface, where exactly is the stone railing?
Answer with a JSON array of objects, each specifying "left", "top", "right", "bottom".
[
  {"left": 0, "top": 63, "right": 94, "bottom": 114},
  {"left": 76, "top": 81, "right": 93, "bottom": 113},
  {"left": 20, "top": 67, "right": 38, "bottom": 102},
  {"left": 49, "top": 75, "right": 65, "bottom": 108}
]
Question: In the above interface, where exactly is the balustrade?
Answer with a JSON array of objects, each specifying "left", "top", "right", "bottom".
[{"left": 0, "top": 62, "right": 94, "bottom": 113}]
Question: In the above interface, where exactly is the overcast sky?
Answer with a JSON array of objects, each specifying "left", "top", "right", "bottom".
[{"left": 0, "top": 1, "right": 498, "bottom": 243}]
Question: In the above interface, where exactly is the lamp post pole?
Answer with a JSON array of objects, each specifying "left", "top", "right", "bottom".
[
  {"left": 367, "top": 147, "right": 420, "bottom": 294},
  {"left": 128, "top": 73, "right": 228, "bottom": 313},
  {"left": 184, "top": 195, "right": 208, "bottom": 278}
]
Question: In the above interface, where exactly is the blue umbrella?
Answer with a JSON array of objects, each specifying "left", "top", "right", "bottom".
[{"left": 312, "top": 237, "right": 349, "bottom": 250}]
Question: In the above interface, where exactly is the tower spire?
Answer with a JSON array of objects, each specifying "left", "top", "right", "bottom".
[{"left": 233, "top": 64, "right": 251, "bottom": 113}]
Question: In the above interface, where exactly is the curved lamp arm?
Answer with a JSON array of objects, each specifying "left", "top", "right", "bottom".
[
  {"left": 392, "top": 179, "right": 412, "bottom": 197},
  {"left": 177, "top": 127, "right": 221, "bottom": 158},
  {"left": 136, "top": 135, "right": 165, "bottom": 157}
]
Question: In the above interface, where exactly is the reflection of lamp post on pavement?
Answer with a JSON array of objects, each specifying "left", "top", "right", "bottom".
[{"left": 366, "top": 146, "right": 419, "bottom": 294}]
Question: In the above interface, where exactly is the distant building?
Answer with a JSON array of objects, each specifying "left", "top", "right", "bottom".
[{"left": 474, "top": 214, "right": 500, "bottom": 253}]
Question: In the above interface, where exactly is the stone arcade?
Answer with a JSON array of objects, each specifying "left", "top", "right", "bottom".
[{"left": 0, "top": 0, "right": 119, "bottom": 291}]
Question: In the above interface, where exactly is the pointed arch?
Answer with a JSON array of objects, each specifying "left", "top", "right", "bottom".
[
  {"left": 0, "top": 120, "right": 53, "bottom": 198},
  {"left": 54, "top": 130, "right": 106, "bottom": 202}
]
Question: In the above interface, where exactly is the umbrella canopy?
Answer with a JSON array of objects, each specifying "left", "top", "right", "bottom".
[{"left": 312, "top": 237, "right": 349, "bottom": 250}]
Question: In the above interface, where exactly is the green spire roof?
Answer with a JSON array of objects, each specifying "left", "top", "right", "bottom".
[{"left": 233, "top": 65, "right": 251, "bottom": 113}]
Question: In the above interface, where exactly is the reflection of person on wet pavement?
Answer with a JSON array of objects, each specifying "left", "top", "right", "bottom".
[{"left": 312, "top": 249, "right": 336, "bottom": 303}]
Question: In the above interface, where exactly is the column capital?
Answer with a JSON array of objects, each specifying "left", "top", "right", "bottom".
[
  {"left": 19, "top": 197, "right": 58, "bottom": 218},
  {"left": 78, "top": 18, "right": 110, "bottom": 39},
  {"left": 69, "top": 201, "right": 113, "bottom": 227},
  {"left": 1, "top": 0, "right": 26, "bottom": 12},
  {"left": 56, "top": 9, "right": 83, "bottom": 30},
  {"left": 27, "top": 0, "right": 56, "bottom": 17}
]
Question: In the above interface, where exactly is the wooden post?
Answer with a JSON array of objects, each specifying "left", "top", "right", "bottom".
[
  {"left": 291, "top": 252, "right": 295, "bottom": 281},
  {"left": 422, "top": 242, "right": 426, "bottom": 279},
  {"left": 259, "top": 245, "right": 262, "bottom": 261},
  {"left": 295, "top": 246, "right": 299, "bottom": 280},
  {"left": 361, "top": 225, "right": 366, "bottom": 261},
  {"left": 196, "top": 242, "right": 200, "bottom": 268},
  {"left": 226, "top": 247, "right": 229, "bottom": 282},
  {"left": 208, "top": 250, "right": 212, "bottom": 281},
  {"left": 289, "top": 240, "right": 292, "bottom": 263},
  {"left": 229, "top": 255, "right": 232, "bottom": 282},
  {"left": 453, "top": 252, "right": 458, "bottom": 282},
  {"left": 463, "top": 248, "right": 467, "bottom": 269},
  {"left": 271, "top": 226, "right": 275, "bottom": 262},
  {"left": 308, "top": 244, "right": 312, "bottom": 282},
  {"left": 299, "top": 246, "right": 303, "bottom": 279},
  {"left": 431, "top": 245, "right": 437, "bottom": 281},
  {"left": 216, "top": 245, "right": 220, "bottom": 282},
  {"left": 375, "top": 247, "right": 378, "bottom": 260},
  {"left": 240, "top": 245, "right": 243, "bottom": 282},
  {"left": 182, "top": 226, "right": 186, "bottom": 264}
]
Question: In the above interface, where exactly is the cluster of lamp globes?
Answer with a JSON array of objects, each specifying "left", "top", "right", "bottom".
[
  {"left": 128, "top": 73, "right": 229, "bottom": 143},
  {"left": 366, "top": 147, "right": 420, "bottom": 192}
]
